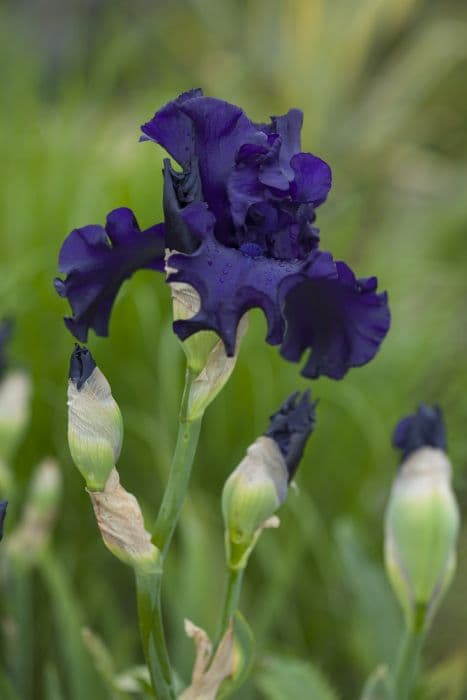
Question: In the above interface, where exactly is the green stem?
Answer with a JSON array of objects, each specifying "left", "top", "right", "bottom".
[
  {"left": 215, "top": 567, "right": 244, "bottom": 646},
  {"left": 137, "top": 367, "right": 203, "bottom": 697},
  {"left": 135, "top": 570, "right": 174, "bottom": 700},
  {"left": 153, "top": 368, "right": 203, "bottom": 557},
  {"left": 392, "top": 618, "right": 425, "bottom": 700}
]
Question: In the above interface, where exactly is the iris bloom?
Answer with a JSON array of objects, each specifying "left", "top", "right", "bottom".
[{"left": 55, "top": 89, "right": 390, "bottom": 379}]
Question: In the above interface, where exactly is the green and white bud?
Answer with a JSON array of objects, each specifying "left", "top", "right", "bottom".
[
  {"left": 67, "top": 345, "right": 123, "bottom": 491},
  {"left": 223, "top": 436, "right": 288, "bottom": 568},
  {"left": 385, "top": 446, "right": 459, "bottom": 626},
  {"left": 0, "top": 370, "right": 31, "bottom": 465},
  {"left": 88, "top": 468, "right": 159, "bottom": 571},
  {"left": 223, "top": 392, "right": 316, "bottom": 569}
]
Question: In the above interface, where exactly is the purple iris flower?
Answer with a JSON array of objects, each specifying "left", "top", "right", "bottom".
[
  {"left": 55, "top": 89, "right": 390, "bottom": 379},
  {"left": 393, "top": 405, "right": 446, "bottom": 460}
]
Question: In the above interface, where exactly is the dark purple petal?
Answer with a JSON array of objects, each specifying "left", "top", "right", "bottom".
[
  {"left": 140, "top": 88, "right": 203, "bottom": 164},
  {"left": 265, "top": 390, "right": 317, "bottom": 480},
  {"left": 167, "top": 232, "right": 307, "bottom": 355},
  {"left": 393, "top": 405, "right": 446, "bottom": 459},
  {"left": 270, "top": 109, "right": 303, "bottom": 179},
  {"left": 290, "top": 153, "right": 332, "bottom": 206},
  {"left": 227, "top": 161, "right": 266, "bottom": 229},
  {"left": 178, "top": 96, "right": 260, "bottom": 237},
  {"left": 163, "top": 158, "right": 204, "bottom": 253},
  {"left": 55, "top": 208, "right": 165, "bottom": 342},
  {"left": 69, "top": 344, "right": 96, "bottom": 390},
  {"left": 280, "top": 258, "right": 390, "bottom": 379}
]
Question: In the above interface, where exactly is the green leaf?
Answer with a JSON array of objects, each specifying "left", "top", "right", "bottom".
[
  {"left": 360, "top": 666, "right": 392, "bottom": 700},
  {"left": 255, "top": 655, "right": 338, "bottom": 700},
  {"left": 334, "top": 519, "right": 401, "bottom": 666},
  {"left": 218, "top": 611, "right": 255, "bottom": 699}
]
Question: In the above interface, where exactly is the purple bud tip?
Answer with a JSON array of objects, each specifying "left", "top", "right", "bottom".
[
  {"left": 265, "top": 390, "right": 317, "bottom": 479},
  {"left": 69, "top": 344, "right": 96, "bottom": 391},
  {"left": 0, "top": 500, "right": 8, "bottom": 541},
  {"left": 393, "top": 404, "right": 446, "bottom": 460}
]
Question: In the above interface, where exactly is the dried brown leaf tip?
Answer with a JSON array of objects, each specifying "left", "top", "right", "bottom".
[{"left": 179, "top": 619, "right": 235, "bottom": 700}]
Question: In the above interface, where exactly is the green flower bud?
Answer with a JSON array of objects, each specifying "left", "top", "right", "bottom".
[
  {"left": 67, "top": 345, "right": 123, "bottom": 491},
  {"left": 0, "top": 370, "right": 31, "bottom": 464},
  {"left": 223, "top": 436, "right": 287, "bottom": 565},
  {"left": 223, "top": 392, "right": 316, "bottom": 569},
  {"left": 385, "top": 405, "right": 459, "bottom": 626}
]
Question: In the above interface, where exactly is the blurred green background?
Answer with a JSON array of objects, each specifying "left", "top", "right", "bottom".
[{"left": 1, "top": 0, "right": 467, "bottom": 698}]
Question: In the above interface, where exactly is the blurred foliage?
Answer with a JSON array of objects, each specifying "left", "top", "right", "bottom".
[{"left": 1, "top": 0, "right": 467, "bottom": 698}]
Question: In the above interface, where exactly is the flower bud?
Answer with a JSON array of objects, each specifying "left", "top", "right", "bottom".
[
  {"left": 0, "top": 318, "right": 31, "bottom": 466},
  {"left": 67, "top": 345, "right": 123, "bottom": 491},
  {"left": 0, "top": 371, "right": 31, "bottom": 464},
  {"left": 223, "top": 391, "right": 316, "bottom": 568},
  {"left": 385, "top": 405, "right": 459, "bottom": 626},
  {"left": 88, "top": 468, "right": 159, "bottom": 571}
]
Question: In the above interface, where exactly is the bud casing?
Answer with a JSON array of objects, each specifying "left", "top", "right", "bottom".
[{"left": 88, "top": 468, "right": 160, "bottom": 571}]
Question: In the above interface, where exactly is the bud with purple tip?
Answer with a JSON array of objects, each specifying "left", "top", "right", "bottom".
[
  {"left": 385, "top": 405, "right": 459, "bottom": 626},
  {"left": 222, "top": 391, "right": 316, "bottom": 568},
  {"left": 67, "top": 345, "right": 123, "bottom": 491}
]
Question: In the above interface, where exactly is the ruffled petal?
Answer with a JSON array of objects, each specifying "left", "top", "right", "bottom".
[
  {"left": 280, "top": 258, "right": 390, "bottom": 379},
  {"left": 290, "top": 153, "right": 332, "bottom": 207},
  {"left": 178, "top": 96, "right": 260, "bottom": 237},
  {"left": 270, "top": 109, "right": 303, "bottom": 179},
  {"left": 163, "top": 158, "right": 204, "bottom": 253},
  {"left": 140, "top": 88, "right": 203, "bottom": 165},
  {"left": 167, "top": 232, "right": 306, "bottom": 355},
  {"left": 54, "top": 208, "right": 165, "bottom": 342}
]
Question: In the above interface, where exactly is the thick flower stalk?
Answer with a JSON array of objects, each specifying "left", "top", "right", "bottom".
[{"left": 55, "top": 90, "right": 390, "bottom": 380}]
